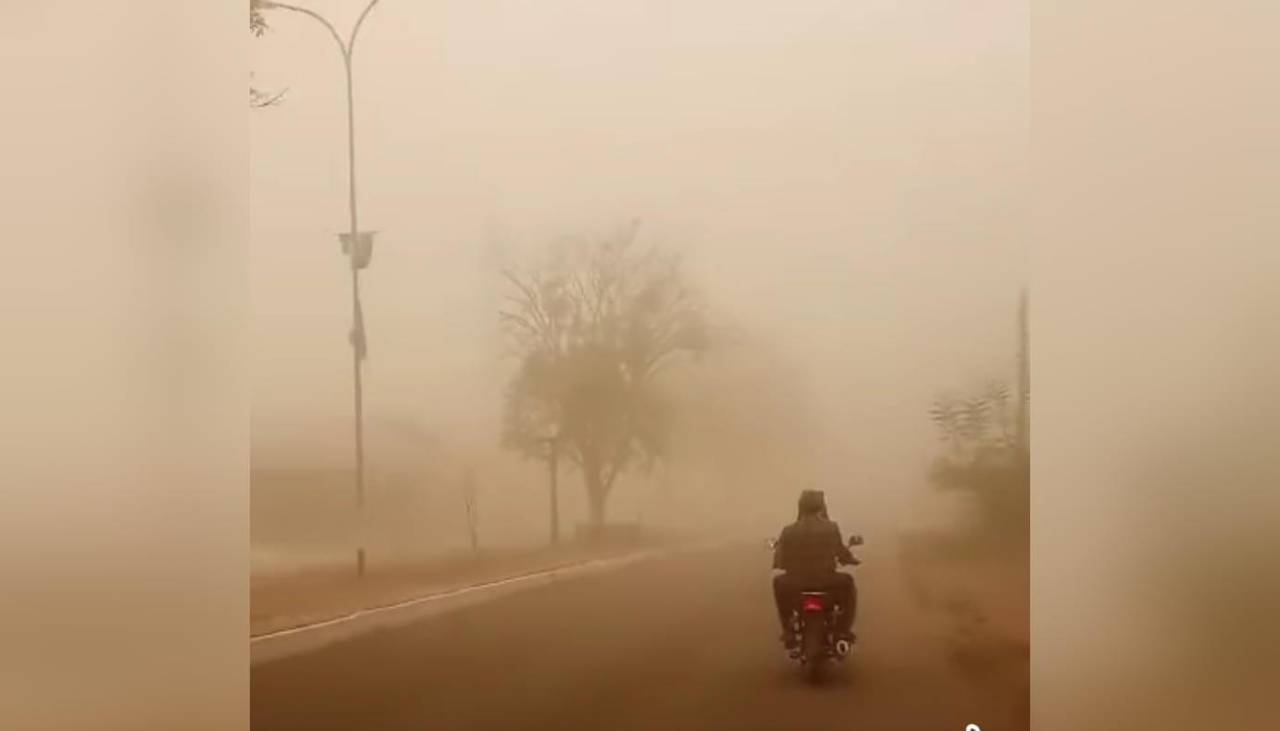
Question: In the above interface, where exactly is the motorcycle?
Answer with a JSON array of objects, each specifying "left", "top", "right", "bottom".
[{"left": 767, "top": 532, "right": 863, "bottom": 683}]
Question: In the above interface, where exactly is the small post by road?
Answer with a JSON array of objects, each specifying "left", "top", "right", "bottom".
[{"left": 464, "top": 469, "right": 479, "bottom": 553}]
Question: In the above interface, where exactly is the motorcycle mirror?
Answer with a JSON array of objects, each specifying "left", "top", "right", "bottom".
[{"left": 847, "top": 534, "right": 864, "bottom": 547}]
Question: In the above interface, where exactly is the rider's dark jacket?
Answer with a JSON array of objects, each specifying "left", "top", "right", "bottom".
[{"left": 772, "top": 514, "right": 854, "bottom": 583}]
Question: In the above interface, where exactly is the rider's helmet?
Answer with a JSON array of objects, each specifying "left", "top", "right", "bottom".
[{"left": 797, "top": 489, "right": 826, "bottom": 518}]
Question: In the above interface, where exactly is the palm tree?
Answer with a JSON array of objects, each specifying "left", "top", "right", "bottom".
[
  {"left": 929, "top": 396, "right": 963, "bottom": 455},
  {"left": 959, "top": 396, "right": 992, "bottom": 443},
  {"left": 984, "top": 380, "right": 1011, "bottom": 444}
]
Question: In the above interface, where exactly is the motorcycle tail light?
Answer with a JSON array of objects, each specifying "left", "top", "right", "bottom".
[{"left": 801, "top": 596, "right": 826, "bottom": 612}]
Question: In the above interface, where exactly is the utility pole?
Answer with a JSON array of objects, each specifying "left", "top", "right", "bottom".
[
  {"left": 260, "top": 0, "right": 383, "bottom": 577},
  {"left": 1016, "top": 288, "right": 1030, "bottom": 453}
]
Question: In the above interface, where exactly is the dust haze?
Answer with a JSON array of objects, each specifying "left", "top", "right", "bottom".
[
  {"left": 6, "top": 0, "right": 1276, "bottom": 729},
  {"left": 251, "top": 0, "right": 1027, "bottom": 571}
]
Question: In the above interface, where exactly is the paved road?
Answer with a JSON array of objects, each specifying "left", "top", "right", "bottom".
[{"left": 252, "top": 545, "right": 1026, "bottom": 730}]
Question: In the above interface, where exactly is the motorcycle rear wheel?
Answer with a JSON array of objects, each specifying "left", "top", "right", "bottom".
[{"left": 802, "top": 619, "right": 827, "bottom": 684}]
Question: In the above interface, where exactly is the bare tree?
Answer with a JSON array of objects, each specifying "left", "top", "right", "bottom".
[{"left": 499, "top": 223, "right": 708, "bottom": 526}]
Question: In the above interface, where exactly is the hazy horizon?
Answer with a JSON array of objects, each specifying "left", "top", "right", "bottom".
[{"left": 251, "top": 0, "right": 1028, "bottom": 557}]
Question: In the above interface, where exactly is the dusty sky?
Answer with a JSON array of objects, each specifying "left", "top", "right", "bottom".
[{"left": 251, "top": 0, "right": 1027, "bottom": 541}]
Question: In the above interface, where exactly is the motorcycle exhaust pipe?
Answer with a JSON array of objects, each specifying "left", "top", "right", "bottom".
[{"left": 835, "top": 639, "right": 852, "bottom": 657}]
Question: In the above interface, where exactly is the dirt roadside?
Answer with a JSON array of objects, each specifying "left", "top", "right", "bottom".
[
  {"left": 900, "top": 532, "right": 1031, "bottom": 730},
  {"left": 251, "top": 539, "right": 666, "bottom": 637}
]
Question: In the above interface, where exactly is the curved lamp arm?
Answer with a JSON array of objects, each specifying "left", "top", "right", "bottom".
[
  {"left": 258, "top": 0, "right": 382, "bottom": 59},
  {"left": 348, "top": 0, "right": 382, "bottom": 57}
]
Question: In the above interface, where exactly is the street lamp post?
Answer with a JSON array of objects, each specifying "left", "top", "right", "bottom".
[{"left": 260, "top": 0, "right": 382, "bottom": 577}]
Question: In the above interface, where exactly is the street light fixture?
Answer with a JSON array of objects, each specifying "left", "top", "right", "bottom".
[{"left": 258, "top": 0, "right": 383, "bottom": 577}]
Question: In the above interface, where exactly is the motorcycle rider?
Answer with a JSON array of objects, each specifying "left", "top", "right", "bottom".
[{"left": 772, "top": 489, "right": 859, "bottom": 648}]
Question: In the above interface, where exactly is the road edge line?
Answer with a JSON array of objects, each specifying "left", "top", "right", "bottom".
[{"left": 250, "top": 545, "right": 694, "bottom": 665}]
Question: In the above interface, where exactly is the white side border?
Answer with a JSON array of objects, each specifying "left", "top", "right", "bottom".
[{"left": 250, "top": 547, "right": 686, "bottom": 665}]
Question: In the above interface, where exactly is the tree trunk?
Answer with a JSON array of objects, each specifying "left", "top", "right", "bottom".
[
  {"left": 583, "top": 455, "right": 608, "bottom": 527},
  {"left": 465, "top": 495, "right": 478, "bottom": 553},
  {"left": 548, "top": 440, "right": 560, "bottom": 545}
]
